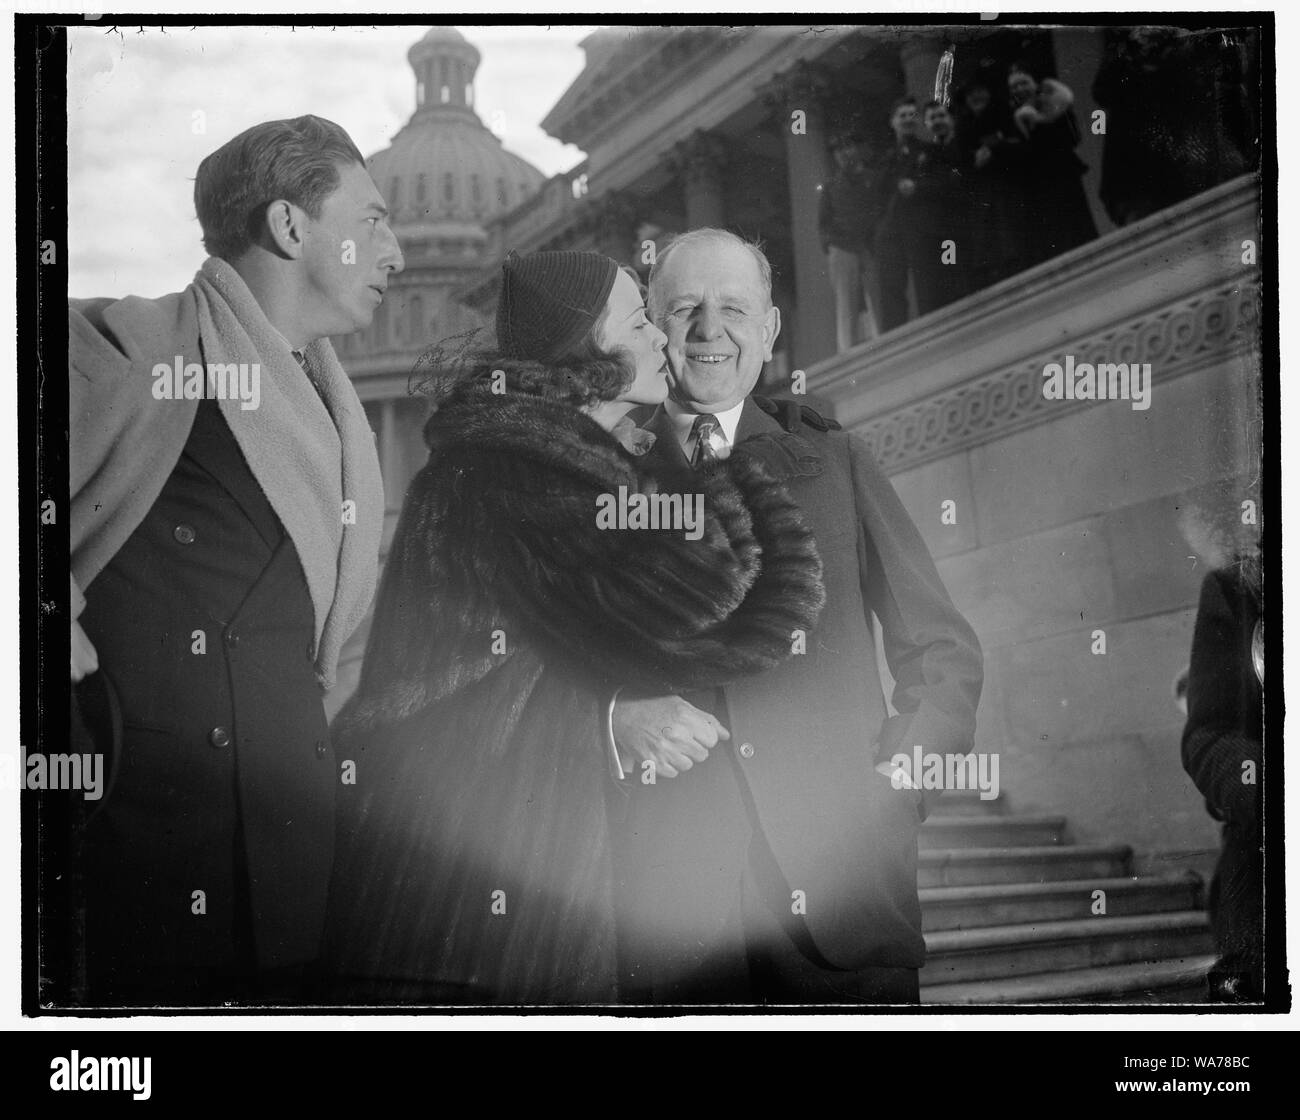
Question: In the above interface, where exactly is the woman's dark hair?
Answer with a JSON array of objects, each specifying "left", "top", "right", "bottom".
[{"left": 413, "top": 311, "right": 636, "bottom": 412}]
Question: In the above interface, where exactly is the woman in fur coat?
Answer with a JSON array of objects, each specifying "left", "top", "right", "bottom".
[{"left": 323, "top": 250, "right": 826, "bottom": 1005}]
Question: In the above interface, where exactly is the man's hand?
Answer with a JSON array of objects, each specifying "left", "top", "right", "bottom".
[
  {"left": 71, "top": 620, "right": 99, "bottom": 682},
  {"left": 613, "top": 694, "right": 729, "bottom": 779}
]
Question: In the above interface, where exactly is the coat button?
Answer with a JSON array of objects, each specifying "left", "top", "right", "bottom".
[
  {"left": 739, "top": 742, "right": 755, "bottom": 759},
  {"left": 208, "top": 726, "right": 232, "bottom": 749},
  {"left": 173, "top": 524, "right": 196, "bottom": 545},
  {"left": 315, "top": 740, "right": 327, "bottom": 759}
]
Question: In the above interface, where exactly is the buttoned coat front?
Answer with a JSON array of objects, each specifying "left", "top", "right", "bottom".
[{"left": 622, "top": 397, "right": 984, "bottom": 971}]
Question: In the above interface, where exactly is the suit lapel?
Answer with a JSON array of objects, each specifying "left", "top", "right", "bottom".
[
  {"left": 648, "top": 397, "right": 828, "bottom": 477},
  {"left": 645, "top": 405, "right": 690, "bottom": 470},
  {"left": 184, "top": 401, "right": 285, "bottom": 550},
  {"left": 734, "top": 396, "right": 781, "bottom": 443},
  {"left": 181, "top": 332, "right": 287, "bottom": 549},
  {"left": 648, "top": 397, "right": 780, "bottom": 462}
]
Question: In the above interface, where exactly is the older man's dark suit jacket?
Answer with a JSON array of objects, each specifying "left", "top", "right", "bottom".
[{"left": 619, "top": 396, "right": 982, "bottom": 974}]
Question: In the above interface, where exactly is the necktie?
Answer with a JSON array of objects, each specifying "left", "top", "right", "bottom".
[{"left": 690, "top": 413, "right": 722, "bottom": 467}]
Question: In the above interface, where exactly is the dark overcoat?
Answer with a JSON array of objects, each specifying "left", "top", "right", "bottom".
[
  {"left": 1181, "top": 565, "right": 1263, "bottom": 992},
  {"left": 75, "top": 399, "right": 334, "bottom": 1002},
  {"left": 615, "top": 398, "right": 984, "bottom": 977}
]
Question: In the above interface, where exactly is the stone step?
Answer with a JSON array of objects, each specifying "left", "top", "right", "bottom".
[
  {"left": 920, "top": 873, "right": 1202, "bottom": 932},
  {"left": 926, "top": 788, "right": 1007, "bottom": 816},
  {"left": 918, "top": 843, "right": 1132, "bottom": 888},
  {"left": 920, "top": 910, "right": 1213, "bottom": 986},
  {"left": 921, "top": 953, "right": 1219, "bottom": 1005},
  {"left": 918, "top": 814, "right": 1068, "bottom": 850}
]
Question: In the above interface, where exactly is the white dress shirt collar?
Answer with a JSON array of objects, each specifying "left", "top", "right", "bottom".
[{"left": 664, "top": 397, "right": 746, "bottom": 454}]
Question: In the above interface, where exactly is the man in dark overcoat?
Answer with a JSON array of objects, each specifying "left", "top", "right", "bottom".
[
  {"left": 610, "top": 227, "right": 983, "bottom": 1004},
  {"left": 66, "top": 115, "right": 401, "bottom": 1005}
]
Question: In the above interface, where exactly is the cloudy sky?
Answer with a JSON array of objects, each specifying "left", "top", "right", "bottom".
[{"left": 67, "top": 23, "right": 595, "bottom": 297}]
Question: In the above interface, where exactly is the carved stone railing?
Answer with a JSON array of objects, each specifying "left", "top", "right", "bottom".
[{"left": 809, "top": 176, "right": 1261, "bottom": 474}]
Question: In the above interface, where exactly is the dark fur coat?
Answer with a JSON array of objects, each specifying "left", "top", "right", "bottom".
[{"left": 324, "top": 384, "right": 825, "bottom": 1005}]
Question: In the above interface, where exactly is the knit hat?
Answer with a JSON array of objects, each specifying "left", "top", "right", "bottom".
[{"left": 496, "top": 249, "right": 619, "bottom": 362}]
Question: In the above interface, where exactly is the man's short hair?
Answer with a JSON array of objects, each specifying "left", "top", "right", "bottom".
[
  {"left": 890, "top": 95, "right": 919, "bottom": 115},
  {"left": 923, "top": 99, "right": 947, "bottom": 115},
  {"left": 194, "top": 115, "right": 365, "bottom": 261},
  {"left": 648, "top": 228, "right": 773, "bottom": 310}
]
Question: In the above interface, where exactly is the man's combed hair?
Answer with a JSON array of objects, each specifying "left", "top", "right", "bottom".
[
  {"left": 647, "top": 228, "right": 774, "bottom": 312},
  {"left": 194, "top": 115, "right": 365, "bottom": 261}
]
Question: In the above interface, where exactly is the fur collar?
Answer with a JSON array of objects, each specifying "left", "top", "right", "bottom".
[{"left": 338, "top": 384, "right": 825, "bottom": 736}]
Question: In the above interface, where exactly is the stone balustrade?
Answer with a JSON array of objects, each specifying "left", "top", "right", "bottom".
[{"left": 810, "top": 175, "right": 1260, "bottom": 867}]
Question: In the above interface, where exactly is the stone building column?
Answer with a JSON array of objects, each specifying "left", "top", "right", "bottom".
[
  {"left": 379, "top": 398, "right": 400, "bottom": 501},
  {"left": 763, "top": 61, "right": 837, "bottom": 371},
  {"left": 671, "top": 130, "right": 729, "bottom": 230},
  {"left": 1050, "top": 26, "right": 1114, "bottom": 236},
  {"left": 589, "top": 190, "right": 641, "bottom": 264}
]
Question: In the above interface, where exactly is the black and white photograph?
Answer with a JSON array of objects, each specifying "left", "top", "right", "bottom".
[{"left": 10, "top": 8, "right": 1283, "bottom": 1045}]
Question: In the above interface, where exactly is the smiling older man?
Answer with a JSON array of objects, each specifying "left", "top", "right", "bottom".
[{"left": 608, "top": 227, "right": 983, "bottom": 1005}]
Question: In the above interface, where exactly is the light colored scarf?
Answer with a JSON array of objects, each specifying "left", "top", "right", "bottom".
[{"left": 191, "top": 258, "right": 384, "bottom": 689}]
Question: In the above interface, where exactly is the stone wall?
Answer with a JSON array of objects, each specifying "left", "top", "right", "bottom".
[{"left": 812, "top": 176, "right": 1261, "bottom": 868}]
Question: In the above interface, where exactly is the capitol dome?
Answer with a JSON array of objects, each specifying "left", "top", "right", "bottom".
[
  {"left": 328, "top": 25, "right": 550, "bottom": 702},
  {"left": 337, "top": 25, "right": 546, "bottom": 370},
  {"left": 366, "top": 26, "right": 545, "bottom": 233}
]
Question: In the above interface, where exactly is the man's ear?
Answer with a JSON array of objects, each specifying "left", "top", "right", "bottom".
[
  {"left": 262, "top": 198, "right": 307, "bottom": 260},
  {"left": 763, "top": 305, "right": 781, "bottom": 361}
]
